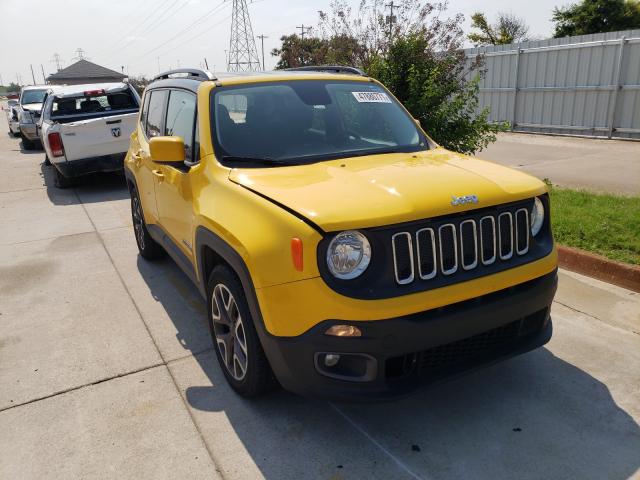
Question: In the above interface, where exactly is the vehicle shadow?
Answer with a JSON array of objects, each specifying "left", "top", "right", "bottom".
[
  {"left": 136, "top": 258, "right": 640, "bottom": 479},
  {"left": 40, "top": 162, "right": 129, "bottom": 205}
]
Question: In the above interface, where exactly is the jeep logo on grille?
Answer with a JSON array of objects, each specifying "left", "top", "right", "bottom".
[
  {"left": 111, "top": 127, "right": 121, "bottom": 138},
  {"left": 451, "top": 195, "right": 479, "bottom": 206}
]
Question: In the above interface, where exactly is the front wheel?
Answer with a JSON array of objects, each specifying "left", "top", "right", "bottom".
[{"left": 208, "top": 266, "right": 274, "bottom": 397}]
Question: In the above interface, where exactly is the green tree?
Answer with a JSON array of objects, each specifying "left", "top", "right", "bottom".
[
  {"left": 552, "top": 0, "right": 640, "bottom": 37},
  {"left": 369, "top": 33, "right": 506, "bottom": 154},
  {"left": 468, "top": 12, "right": 531, "bottom": 45},
  {"left": 271, "top": 34, "right": 329, "bottom": 69}
]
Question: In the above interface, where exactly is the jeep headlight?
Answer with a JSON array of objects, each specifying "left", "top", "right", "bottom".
[
  {"left": 326, "top": 231, "right": 371, "bottom": 279},
  {"left": 531, "top": 197, "right": 545, "bottom": 236}
]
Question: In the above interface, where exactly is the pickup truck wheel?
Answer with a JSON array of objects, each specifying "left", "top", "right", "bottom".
[
  {"left": 208, "top": 266, "right": 274, "bottom": 397},
  {"left": 130, "top": 188, "right": 165, "bottom": 260},
  {"left": 20, "top": 133, "right": 35, "bottom": 150},
  {"left": 44, "top": 155, "right": 51, "bottom": 166}
]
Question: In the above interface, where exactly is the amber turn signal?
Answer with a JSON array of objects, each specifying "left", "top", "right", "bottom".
[
  {"left": 325, "top": 325, "right": 362, "bottom": 337},
  {"left": 291, "top": 237, "right": 303, "bottom": 271}
]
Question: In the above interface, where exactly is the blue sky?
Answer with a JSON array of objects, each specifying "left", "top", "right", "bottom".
[{"left": 0, "top": 0, "right": 573, "bottom": 85}]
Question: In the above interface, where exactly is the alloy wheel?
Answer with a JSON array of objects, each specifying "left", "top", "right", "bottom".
[
  {"left": 211, "top": 283, "right": 248, "bottom": 380},
  {"left": 132, "top": 195, "right": 145, "bottom": 250}
]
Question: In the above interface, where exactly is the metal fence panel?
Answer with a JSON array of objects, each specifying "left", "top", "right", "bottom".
[{"left": 465, "top": 29, "right": 640, "bottom": 140}]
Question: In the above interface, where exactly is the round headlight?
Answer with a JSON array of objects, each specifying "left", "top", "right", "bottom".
[
  {"left": 531, "top": 197, "right": 545, "bottom": 236},
  {"left": 326, "top": 231, "right": 371, "bottom": 279}
]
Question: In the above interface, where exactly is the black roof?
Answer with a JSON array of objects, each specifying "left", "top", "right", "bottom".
[{"left": 47, "top": 59, "right": 125, "bottom": 81}]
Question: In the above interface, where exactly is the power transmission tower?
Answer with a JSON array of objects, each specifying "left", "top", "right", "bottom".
[
  {"left": 385, "top": 1, "right": 398, "bottom": 38},
  {"left": 72, "top": 48, "right": 89, "bottom": 62},
  {"left": 227, "top": 0, "right": 261, "bottom": 72},
  {"left": 256, "top": 34, "right": 268, "bottom": 70},
  {"left": 51, "top": 53, "right": 64, "bottom": 72},
  {"left": 296, "top": 24, "right": 312, "bottom": 40}
]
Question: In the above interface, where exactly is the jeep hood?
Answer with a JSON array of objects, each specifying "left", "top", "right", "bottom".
[{"left": 229, "top": 148, "right": 547, "bottom": 232}]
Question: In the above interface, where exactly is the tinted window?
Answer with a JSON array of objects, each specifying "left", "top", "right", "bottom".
[
  {"left": 51, "top": 90, "right": 138, "bottom": 118},
  {"left": 211, "top": 80, "right": 425, "bottom": 166},
  {"left": 146, "top": 90, "right": 168, "bottom": 139},
  {"left": 165, "top": 90, "right": 196, "bottom": 161},
  {"left": 140, "top": 91, "right": 151, "bottom": 130}
]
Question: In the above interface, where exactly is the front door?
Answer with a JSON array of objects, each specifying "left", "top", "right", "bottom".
[
  {"left": 135, "top": 89, "right": 169, "bottom": 222},
  {"left": 153, "top": 89, "right": 198, "bottom": 262}
]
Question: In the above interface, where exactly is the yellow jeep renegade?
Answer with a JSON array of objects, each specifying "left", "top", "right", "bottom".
[{"left": 125, "top": 66, "right": 557, "bottom": 400}]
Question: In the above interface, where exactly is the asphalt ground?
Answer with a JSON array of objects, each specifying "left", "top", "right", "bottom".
[
  {"left": 476, "top": 132, "right": 640, "bottom": 196},
  {"left": 1, "top": 113, "right": 639, "bottom": 479}
]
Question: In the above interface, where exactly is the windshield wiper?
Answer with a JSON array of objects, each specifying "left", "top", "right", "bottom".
[{"left": 221, "top": 155, "right": 290, "bottom": 166}]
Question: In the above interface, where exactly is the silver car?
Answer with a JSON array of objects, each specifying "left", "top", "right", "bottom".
[
  {"left": 5, "top": 99, "right": 20, "bottom": 136},
  {"left": 17, "top": 86, "right": 48, "bottom": 149}
]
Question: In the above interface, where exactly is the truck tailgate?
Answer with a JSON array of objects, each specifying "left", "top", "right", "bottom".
[{"left": 58, "top": 113, "right": 137, "bottom": 161}]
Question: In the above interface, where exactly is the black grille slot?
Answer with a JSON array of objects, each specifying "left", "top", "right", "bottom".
[
  {"left": 459, "top": 220, "right": 478, "bottom": 270},
  {"left": 515, "top": 208, "right": 529, "bottom": 254},
  {"left": 416, "top": 228, "right": 436, "bottom": 279},
  {"left": 438, "top": 224, "right": 458, "bottom": 275},
  {"left": 480, "top": 216, "right": 496, "bottom": 264},
  {"left": 498, "top": 212, "right": 514, "bottom": 260},
  {"left": 392, "top": 233, "right": 414, "bottom": 284}
]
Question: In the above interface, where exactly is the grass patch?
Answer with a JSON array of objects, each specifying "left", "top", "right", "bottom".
[{"left": 547, "top": 182, "right": 640, "bottom": 265}]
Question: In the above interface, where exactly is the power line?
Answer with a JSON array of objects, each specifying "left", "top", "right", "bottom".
[
  {"left": 139, "top": 0, "right": 188, "bottom": 37},
  {"left": 228, "top": 0, "right": 261, "bottom": 72},
  {"left": 134, "top": 0, "right": 227, "bottom": 60}
]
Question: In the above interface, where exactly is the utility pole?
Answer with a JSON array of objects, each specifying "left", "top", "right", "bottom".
[
  {"left": 296, "top": 24, "right": 311, "bottom": 41},
  {"left": 385, "top": 1, "right": 398, "bottom": 39},
  {"left": 157, "top": 56, "right": 161, "bottom": 74},
  {"left": 40, "top": 64, "right": 46, "bottom": 83},
  {"left": 51, "top": 53, "right": 63, "bottom": 71},
  {"left": 204, "top": 57, "right": 209, "bottom": 70},
  {"left": 257, "top": 34, "right": 268, "bottom": 70},
  {"left": 30, "top": 65, "right": 36, "bottom": 85},
  {"left": 227, "top": 0, "right": 261, "bottom": 71}
]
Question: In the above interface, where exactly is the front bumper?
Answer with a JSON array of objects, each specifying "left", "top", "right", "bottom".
[
  {"left": 53, "top": 152, "right": 126, "bottom": 178},
  {"left": 260, "top": 270, "right": 557, "bottom": 401}
]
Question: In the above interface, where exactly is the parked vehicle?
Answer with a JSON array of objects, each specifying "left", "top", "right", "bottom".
[
  {"left": 40, "top": 82, "right": 140, "bottom": 188},
  {"left": 17, "top": 85, "right": 49, "bottom": 149},
  {"left": 5, "top": 99, "right": 20, "bottom": 136},
  {"left": 125, "top": 67, "right": 558, "bottom": 400}
]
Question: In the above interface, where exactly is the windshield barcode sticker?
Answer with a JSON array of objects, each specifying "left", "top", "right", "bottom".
[{"left": 352, "top": 91, "right": 392, "bottom": 103}]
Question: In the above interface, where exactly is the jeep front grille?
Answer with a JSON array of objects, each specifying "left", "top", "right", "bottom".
[{"left": 391, "top": 208, "right": 531, "bottom": 285}]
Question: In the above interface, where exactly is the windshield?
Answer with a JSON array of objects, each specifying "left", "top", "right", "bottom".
[
  {"left": 211, "top": 80, "right": 426, "bottom": 166},
  {"left": 21, "top": 89, "right": 47, "bottom": 105}
]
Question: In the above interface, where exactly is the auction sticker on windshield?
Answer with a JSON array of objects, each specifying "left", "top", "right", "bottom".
[{"left": 352, "top": 91, "right": 392, "bottom": 103}]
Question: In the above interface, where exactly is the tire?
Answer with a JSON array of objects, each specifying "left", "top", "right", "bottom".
[
  {"left": 20, "top": 133, "right": 35, "bottom": 150},
  {"left": 207, "top": 265, "right": 274, "bottom": 397},
  {"left": 130, "top": 186, "right": 165, "bottom": 260},
  {"left": 44, "top": 155, "right": 51, "bottom": 166},
  {"left": 53, "top": 166, "right": 75, "bottom": 188}
]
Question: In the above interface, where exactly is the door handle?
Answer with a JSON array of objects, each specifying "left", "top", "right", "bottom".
[{"left": 152, "top": 169, "right": 164, "bottom": 181}]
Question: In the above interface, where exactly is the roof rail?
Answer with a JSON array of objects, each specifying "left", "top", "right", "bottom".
[
  {"left": 153, "top": 68, "right": 217, "bottom": 82},
  {"left": 285, "top": 65, "right": 366, "bottom": 76}
]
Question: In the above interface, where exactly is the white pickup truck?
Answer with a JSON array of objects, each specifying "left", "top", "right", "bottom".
[{"left": 40, "top": 82, "right": 140, "bottom": 187}]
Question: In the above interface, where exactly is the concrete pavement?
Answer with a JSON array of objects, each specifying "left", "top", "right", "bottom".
[
  {"left": 475, "top": 132, "right": 640, "bottom": 196},
  {"left": 1, "top": 116, "right": 639, "bottom": 479}
]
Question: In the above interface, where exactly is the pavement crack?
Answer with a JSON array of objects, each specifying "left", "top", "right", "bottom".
[
  {"left": 0, "top": 363, "right": 165, "bottom": 413},
  {"left": 553, "top": 300, "right": 639, "bottom": 336},
  {"left": 72, "top": 189, "right": 225, "bottom": 478}
]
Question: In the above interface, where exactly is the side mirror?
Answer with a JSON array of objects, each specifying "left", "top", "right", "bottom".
[{"left": 149, "top": 136, "right": 185, "bottom": 164}]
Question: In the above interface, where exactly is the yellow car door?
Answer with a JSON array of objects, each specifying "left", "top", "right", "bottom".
[
  {"left": 134, "top": 89, "right": 169, "bottom": 222},
  {"left": 153, "top": 89, "right": 198, "bottom": 261}
]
